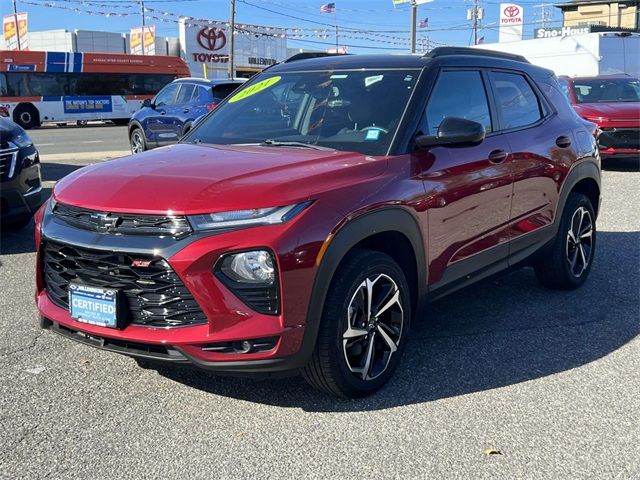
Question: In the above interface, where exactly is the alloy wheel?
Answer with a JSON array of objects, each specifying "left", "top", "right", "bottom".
[
  {"left": 131, "top": 131, "right": 144, "bottom": 154},
  {"left": 566, "top": 206, "right": 593, "bottom": 277},
  {"left": 343, "top": 273, "right": 404, "bottom": 381}
]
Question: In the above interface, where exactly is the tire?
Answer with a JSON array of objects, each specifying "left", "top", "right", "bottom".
[
  {"left": 130, "top": 128, "right": 146, "bottom": 154},
  {"left": 13, "top": 104, "right": 39, "bottom": 129},
  {"left": 534, "top": 192, "right": 596, "bottom": 290},
  {"left": 2, "top": 215, "right": 32, "bottom": 231},
  {"left": 302, "top": 249, "right": 412, "bottom": 398},
  {"left": 181, "top": 123, "right": 192, "bottom": 138},
  {"left": 76, "top": 120, "right": 88, "bottom": 127}
]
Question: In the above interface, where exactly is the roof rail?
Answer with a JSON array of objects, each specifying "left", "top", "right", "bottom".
[
  {"left": 284, "top": 52, "right": 348, "bottom": 63},
  {"left": 423, "top": 46, "right": 529, "bottom": 64}
]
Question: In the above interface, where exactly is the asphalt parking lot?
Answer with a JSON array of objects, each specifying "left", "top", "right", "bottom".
[{"left": 1, "top": 126, "right": 639, "bottom": 479}]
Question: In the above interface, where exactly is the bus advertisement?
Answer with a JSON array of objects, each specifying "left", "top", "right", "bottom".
[{"left": 0, "top": 50, "right": 190, "bottom": 129}]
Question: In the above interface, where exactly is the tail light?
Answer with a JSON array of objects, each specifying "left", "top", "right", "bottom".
[{"left": 206, "top": 102, "right": 219, "bottom": 111}]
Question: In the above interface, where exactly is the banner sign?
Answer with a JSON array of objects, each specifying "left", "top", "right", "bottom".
[
  {"left": 499, "top": 3, "right": 523, "bottom": 43},
  {"left": 130, "top": 26, "right": 155, "bottom": 55},
  {"left": 534, "top": 26, "right": 591, "bottom": 39},
  {"left": 63, "top": 96, "right": 113, "bottom": 114},
  {"left": 3, "top": 13, "right": 28, "bottom": 51}
]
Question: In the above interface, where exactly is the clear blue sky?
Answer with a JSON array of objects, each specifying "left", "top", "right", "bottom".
[{"left": 4, "top": 0, "right": 565, "bottom": 53}]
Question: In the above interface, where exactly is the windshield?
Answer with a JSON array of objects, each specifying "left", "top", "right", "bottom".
[
  {"left": 182, "top": 69, "right": 420, "bottom": 155},
  {"left": 572, "top": 77, "right": 640, "bottom": 103}
]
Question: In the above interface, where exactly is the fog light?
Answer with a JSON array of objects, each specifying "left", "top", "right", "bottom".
[{"left": 220, "top": 250, "right": 275, "bottom": 284}]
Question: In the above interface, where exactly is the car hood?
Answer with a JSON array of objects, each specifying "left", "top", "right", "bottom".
[
  {"left": 53, "top": 143, "right": 388, "bottom": 215},
  {"left": 574, "top": 102, "right": 640, "bottom": 120}
]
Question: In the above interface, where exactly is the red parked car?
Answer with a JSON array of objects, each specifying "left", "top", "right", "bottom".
[
  {"left": 35, "top": 48, "right": 601, "bottom": 397},
  {"left": 559, "top": 75, "right": 640, "bottom": 159}
]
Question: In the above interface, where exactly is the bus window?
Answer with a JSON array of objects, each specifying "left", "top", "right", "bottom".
[{"left": 0, "top": 74, "right": 7, "bottom": 96}]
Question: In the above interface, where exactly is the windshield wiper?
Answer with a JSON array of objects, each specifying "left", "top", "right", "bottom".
[{"left": 260, "top": 139, "right": 331, "bottom": 150}]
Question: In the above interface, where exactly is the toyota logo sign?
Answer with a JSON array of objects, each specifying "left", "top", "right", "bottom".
[
  {"left": 504, "top": 5, "right": 520, "bottom": 17},
  {"left": 197, "top": 27, "right": 226, "bottom": 51}
]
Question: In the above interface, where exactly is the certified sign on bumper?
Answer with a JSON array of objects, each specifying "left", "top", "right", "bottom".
[{"left": 69, "top": 284, "right": 119, "bottom": 328}]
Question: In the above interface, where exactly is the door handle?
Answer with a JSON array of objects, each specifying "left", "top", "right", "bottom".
[
  {"left": 159, "top": 110, "right": 166, "bottom": 115},
  {"left": 556, "top": 136, "right": 572, "bottom": 148},
  {"left": 488, "top": 149, "right": 509, "bottom": 164},
  {"left": 183, "top": 108, "right": 190, "bottom": 113}
]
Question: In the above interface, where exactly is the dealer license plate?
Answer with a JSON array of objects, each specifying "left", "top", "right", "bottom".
[{"left": 69, "top": 283, "right": 118, "bottom": 328}]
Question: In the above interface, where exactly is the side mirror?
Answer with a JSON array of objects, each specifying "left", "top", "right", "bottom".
[
  {"left": 416, "top": 117, "right": 485, "bottom": 149},
  {"left": 142, "top": 99, "right": 154, "bottom": 109}
]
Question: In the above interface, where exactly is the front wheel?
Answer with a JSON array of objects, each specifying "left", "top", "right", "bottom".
[
  {"left": 303, "top": 250, "right": 411, "bottom": 398},
  {"left": 534, "top": 192, "right": 596, "bottom": 289},
  {"left": 130, "top": 128, "right": 146, "bottom": 154}
]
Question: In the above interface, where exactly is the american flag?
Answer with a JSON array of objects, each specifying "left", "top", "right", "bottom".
[
  {"left": 476, "top": 36, "right": 485, "bottom": 44},
  {"left": 320, "top": 3, "right": 336, "bottom": 13},
  {"left": 419, "top": 18, "right": 429, "bottom": 28}
]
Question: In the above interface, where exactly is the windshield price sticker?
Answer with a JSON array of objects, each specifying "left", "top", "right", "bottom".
[{"left": 228, "top": 76, "right": 282, "bottom": 103}]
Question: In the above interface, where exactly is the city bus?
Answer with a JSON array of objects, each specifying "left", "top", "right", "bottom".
[{"left": 0, "top": 50, "right": 190, "bottom": 129}]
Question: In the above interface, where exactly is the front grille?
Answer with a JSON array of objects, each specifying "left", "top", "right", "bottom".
[
  {"left": 600, "top": 127, "right": 640, "bottom": 150},
  {"left": 42, "top": 240, "right": 207, "bottom": 328},
  {"left": 0, "top": 149, "right": 18, "bottom": 180},
  {"left": 53, "top": 202, "right": 193, "bottom": 239}
]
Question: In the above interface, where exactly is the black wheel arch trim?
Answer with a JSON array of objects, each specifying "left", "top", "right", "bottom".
[
  {"left": 555, "top": 159, "right": 601, "bottom": 231},
  {"left": 297, "top": 207, "right": 427, "bottom": 367}
]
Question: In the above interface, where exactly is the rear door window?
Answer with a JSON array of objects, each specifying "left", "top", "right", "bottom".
[
  {"left": 424, "top": 70, "right": 492, "bottom": 135},
  {"left": 175, "top": 84, "right": 196, "bottom": 105},
  {"left": 490, "top": 72, "right": 543, "bottom": 130}
]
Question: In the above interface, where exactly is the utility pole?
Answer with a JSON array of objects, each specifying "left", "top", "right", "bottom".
[
  {"left": 229, "top": 0, "right": 235, "bottom": 79},
  {"left": 410, "top": 0, "right": 417, "bottom": 53},
  {"left": 12, "top": 0, "right": 22, "bottom": 50},
  {"left": 140, "top": 0, "right": 145, "bottom": 55},
  {"left": 467, "top": 0, "right": 483, "bottom": 45},
  {"left": 534, "top": 3, "right": 554, "bottom": 28}
]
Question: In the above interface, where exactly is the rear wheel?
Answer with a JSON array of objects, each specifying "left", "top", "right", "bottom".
[
  {"left": 534, "top": 192, "right": 596, "bottom": 289},
  {"left": 303, "top": 250, "right": 411, "bottom": 398},
  {"left": 13, "top": 104, "right": 39, "bottom": 129},
  {"left": 130, "top": 128, "right": 146, "bottom": 154}
]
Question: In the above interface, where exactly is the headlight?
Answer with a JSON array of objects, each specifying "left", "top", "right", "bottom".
[
  {"left": 188, "top": 202, "right": 310, "bottom": 231},
  {"left": 12, "top": 131, "right": 33, "bottom": 148},
  {"left": 220, "top": 250, "right": 275, "bottom": 284}
]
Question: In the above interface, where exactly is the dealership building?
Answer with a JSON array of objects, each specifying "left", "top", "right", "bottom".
[{"left": 0, "top": 20, "right": 290, "bottom": 79}]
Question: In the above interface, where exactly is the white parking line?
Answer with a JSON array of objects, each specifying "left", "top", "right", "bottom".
[
  {"left": 82, "top": 140, "right": 105, "bottom": 144},
  {"left": 37, "top": 143, "right": 55, "bottom": 146}
]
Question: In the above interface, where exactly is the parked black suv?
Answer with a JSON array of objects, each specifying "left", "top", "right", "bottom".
[{"left": 1, "top": 117, "right": 43, "bottom": 230}]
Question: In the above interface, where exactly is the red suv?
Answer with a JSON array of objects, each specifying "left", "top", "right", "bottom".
[
  {"left": 35, "top": 48, "right": 601, "bottom": 398},
  {"left": 559, "top": 75, "right": 640, "bottom": 159}
]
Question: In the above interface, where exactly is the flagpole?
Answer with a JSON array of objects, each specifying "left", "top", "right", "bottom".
[
  {"left": 410, "top": 0, "right": 417, "bottom": 54},
  {"left": 334, "top": 8, "right": 338, "bottom": 51}
]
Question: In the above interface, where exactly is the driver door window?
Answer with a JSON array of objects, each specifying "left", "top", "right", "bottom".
[
  {"left": 154, "top": 83, "right": 179, "bottom": 107},
  {"left": 424, "top": 70, "right": 492, "bottom": 135}
]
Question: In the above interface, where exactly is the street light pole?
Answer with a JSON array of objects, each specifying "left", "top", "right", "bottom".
[
  {"left": 228, "top": 0, "right": 236, "bottom": 79},
  {"left": 410, "top": 0, "right": 417, "bottom": 53},
  {"left": 12, "top": 0, "right": 22, "bottom": 51},
  {"left": 140, "top": 0, "right": 146, "bottom": 55}
]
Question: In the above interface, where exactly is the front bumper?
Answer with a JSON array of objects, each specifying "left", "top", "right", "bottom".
[
  {"left": 35, "top": 204, "right": 323, "bottom": 374},
  {"left": 1, "top": 146, "right": 43, "bottom": 224},
  {"left": 598, "top": 126, "right": 640, "bottom": 159}
]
